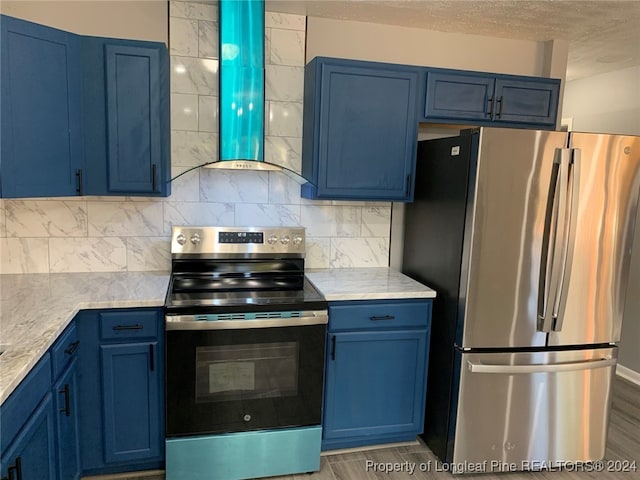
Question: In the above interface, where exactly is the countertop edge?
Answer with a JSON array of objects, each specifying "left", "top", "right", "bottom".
[{"left": 0, "top": 297, "right": 165, "bottom": 406}]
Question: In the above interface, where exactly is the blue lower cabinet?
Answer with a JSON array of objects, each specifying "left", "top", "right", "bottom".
[
  {"left": 0, "top": 394, "right": 57, "bottom": 480},
  {"left": 322, "top": 300, "right": 431, "bottom": 450},
  {"left": 53, "top": 361, "right": 80, "bottom": 480},
  {"left": 76, "top": 308, "right": 164, "bottom": 476},
  {"left": 101, "top": 342, "right": 161, "bottom": 464}
]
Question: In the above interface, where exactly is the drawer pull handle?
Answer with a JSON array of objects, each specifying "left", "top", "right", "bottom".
[
  {"left": 331, "top": 335, "right": 336, "bottom": 361},
  {"left": 64, "top": 340, "right": 80, "bottom": 355},
  {"left": 370, "top": 315, "right": 395, "bottom": 321},
  {"left": 113, "top": 324, "right": 143, "bottom": 331},
  {"left": 59, "top": 384, "right": 71, "bottom": 416}
]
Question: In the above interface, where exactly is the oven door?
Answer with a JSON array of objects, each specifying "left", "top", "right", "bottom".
[{"left": 165, "top": 311, "right": 327, "bottom": 438}]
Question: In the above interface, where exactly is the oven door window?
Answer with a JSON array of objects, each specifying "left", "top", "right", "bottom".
[
  {"left": 196, "top": 342, "right": 298, "bottom": 402},
  {"left": 166, "top": 324, "right": 325, "bottom": 437}
]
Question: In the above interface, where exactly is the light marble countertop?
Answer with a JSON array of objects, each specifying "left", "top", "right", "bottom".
[
  {"left": 306, "top": 268, "right": 436, "bottom": 301},
  {"left": 0, "top": 271, "right": 169, "bottom": 404},
  {"left": 0, "top": 267, "right": 434, "bottom": 405}
]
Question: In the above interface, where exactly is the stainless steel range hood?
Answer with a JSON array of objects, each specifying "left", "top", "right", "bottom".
[{"left": 205, "top": 0, "right": 282, "bottom": 172}]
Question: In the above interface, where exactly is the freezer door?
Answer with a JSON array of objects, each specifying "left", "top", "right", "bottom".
[
  {"left": 462, "top": 128, "right": 568, "bottom": 348},
  {"left": 453, "top": 348, "right": 617, "bottom": 468},
  {"left": 548, "top": 133, "right": 640, "bottom": 346}
]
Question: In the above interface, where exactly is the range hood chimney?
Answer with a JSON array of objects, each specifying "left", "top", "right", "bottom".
[{"left": 206, "top": 0, "right": 281, "bottom": 171}]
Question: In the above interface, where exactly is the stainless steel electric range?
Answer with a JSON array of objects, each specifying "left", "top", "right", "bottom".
[{"left": 164, "top": 226, "right": 328, "bottom": 480}]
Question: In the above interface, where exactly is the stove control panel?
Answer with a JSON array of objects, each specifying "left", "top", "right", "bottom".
[{"left": 171, "top": 226, "right": 306, "bottom": 255}]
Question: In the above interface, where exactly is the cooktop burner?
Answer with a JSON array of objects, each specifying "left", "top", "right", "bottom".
[{"left": 165, "top": 226, "right": 327, "bottom": 314}]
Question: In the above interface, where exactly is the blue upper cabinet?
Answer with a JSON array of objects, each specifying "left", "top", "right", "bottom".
[
  {"left": 302, "top": 57, "right": 419, "bottom": 201},
  {"left": 81, "top": 37, "right": 170, "bottom": 196},
  {"left": 424, "top": 71, "right": 496, "bottom": 122},
  {"left": 492, "top": 77, "right": 560, "bottom": 126},
  {"left": 0, "top": 15, "right": 83, "bottom": 198},
  {"left": 423, "top": 69, "right": 560, "bottom": 128},
  {"left": 0, "top": 15, "right": 170, "bottom": 198}
]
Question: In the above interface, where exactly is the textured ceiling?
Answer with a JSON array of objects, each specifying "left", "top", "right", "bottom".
[{"left": 266, "top": 0, "right": 640, "bottom": 81}]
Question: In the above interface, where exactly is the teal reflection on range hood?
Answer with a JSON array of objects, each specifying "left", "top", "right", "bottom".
[{"left": 213, "top": 0, "right": 277, "bottom": 170}]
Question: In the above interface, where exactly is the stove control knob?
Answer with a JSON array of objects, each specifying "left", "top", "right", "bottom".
[
  {"left": 176, "top": 233, "right": 187, "bottom": 246},
  {"left": 292, "top": 235, "right": 303, "bottom": 246},
  {"left": 280, "top": 235, "right": 290, "bottom": 245},
  {"left": 190, "top": 233, "right": 201, "bottom": 245},
  {"left": 267, "top": 234, "right": 278, "bottom": 245}
]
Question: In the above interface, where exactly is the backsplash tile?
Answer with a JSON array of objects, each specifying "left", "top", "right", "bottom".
[
  {"left": 171, "top": 93, "right": 199, "bottom": 130},
  {"left": 0, "top": 238, "right": 49, "bottom": 274},
  {"left": 198, "top": 20, "right": 218, "bottom": 59},
  {"left": 163, "top": 201, "right": 234, "bottom": 233},
  {"left": 49, "top": 237, "right": 127, "bottom": 273},
  {"left": 5, "top": 200, "right": 87, "bottom": 238},
  {"left": 169, "top": 17, "right": 199, "bottom": 56},
  {"left": 170, "top": 1, "right": 216, "bottom": 21},
  {"left": 269, "top": 29, "right": 305, "bottom": 66},
  {"left": 199, "top": 169, "right": 269, "bottom": 204},
  {"left": 235, "top": 203, "right": 301, "bottom": 227},
  {"left": 87, "top": 202, "right": 164, "bottom": 237},
  {"left": 0, "top": 200, "right": 5, "bottom": 238},
  {"left": 330, "top": 238, "right": 390, "bottom": 268},
  {"left": 126, "top": 237, "right": 172, "bottom": 272},
  {"left": 0, "top": 3, "right": 391, "bottom": 274}
]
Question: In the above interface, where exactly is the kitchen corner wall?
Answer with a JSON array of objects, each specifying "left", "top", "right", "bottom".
[{"left": 0, "top": 1, "right": 392, "bottom": 274}]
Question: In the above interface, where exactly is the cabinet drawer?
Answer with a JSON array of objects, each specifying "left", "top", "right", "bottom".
[
  {"left": 51, "top": 322, "right": 79, "bottom": 379},
  {"left": 100, "top": 310, "right": 159, "bottom": 341},
  {"left": 329, "top": 301, "right": 431, "bottom": 331}
]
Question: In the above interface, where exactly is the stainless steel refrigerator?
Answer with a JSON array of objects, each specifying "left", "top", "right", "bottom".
[{"left": 401, "top": 127, "right": 640, "bottom": 468}]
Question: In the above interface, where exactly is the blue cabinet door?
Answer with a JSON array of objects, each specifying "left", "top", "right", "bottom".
[
  {"left": 105, "top": 44, "right": 167, "bottom": 194},
  {"left": 100, "top": 342, "right": 161, "bottom": 464},
  {"left": 0, "top": 394, "right": 56, "bottom": 480},
  {"left": 323, "top": 329, "right": 428, "bottom": 447},
  {"left": 82, "top": 38, "right": 170, "bottom": 197},
  {"left": 54, "top": 361, "right": 80, "bottom": 480},
  {"left": 0, "top": 15, "right": 82, "bottom": 198},
  {"left": 424, "top": 71, "right": 495, "bottom": 121},
  {"left": 493, "top": 77, "right": 560, "bottom": 126},
  {"left": 302, "top": 58, "right": 418, "bottom": 201}
]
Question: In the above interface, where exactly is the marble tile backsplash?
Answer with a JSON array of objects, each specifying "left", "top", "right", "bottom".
[{"left": 0, "top": 2, "right": 392, "bottom": 274}]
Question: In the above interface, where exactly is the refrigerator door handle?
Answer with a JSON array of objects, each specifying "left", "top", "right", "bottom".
[
  {"left": 467, "top": 357, "right": 616, "bottom": 374},
  {"left": 538, "top": 149, "right": 565, "bottom": 332},
  {"left": 552, "top": 149, "right": 581, "bottom": 332}
]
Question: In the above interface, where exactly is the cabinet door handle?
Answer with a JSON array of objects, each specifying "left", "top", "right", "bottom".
[
  {"left": 149, "top": 344, "right": 155, "bottom": 372},
  {"left": 487, "top": 96, "right": 494, "bottom": 116},
  {"left": 64, "top": 340, "right": 80, "bottom": 356},
  {"left": 112, "top": 324, "right": 143, "bottom": 331},
  {"left": 496, "top": 96, "right": 503, "bottom": 118},
  {"left": 330, "top": 335, "right": 336, "bottom": 361},
  {"left": 7, "top": 457, "right": 22, "bottom": 480},
  {"left": 406, "top": 174, "right": 411, "bottom": 196},
  {"left": 370, "top": 315, "right": 395, "bottom": 321},
  {"left": 151, "top": 164, "right": 157, "bottom": 192},
  {"left": 75, "top": 169, "right": 83, "bottom": 196},
  {"left": 59, "top": 384, "right": 71, "bottom": 416}
]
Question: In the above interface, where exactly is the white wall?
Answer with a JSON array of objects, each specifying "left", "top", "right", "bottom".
[
  {"left": 0, "top": 0, "right": 168, "bottom": 43},
  {"left": 563, "top": 66, "right": 640, "bottom": 135},
  {"left": 306, "top": 16, "right": 565, "bottom": 79},
  {"left": 563, "top": 66, "right": 640, "bottom": 377}
]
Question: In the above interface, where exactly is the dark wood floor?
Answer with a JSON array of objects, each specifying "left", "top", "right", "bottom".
[{"left": 107, "top": 376, "right": 639, "bottom": 480}]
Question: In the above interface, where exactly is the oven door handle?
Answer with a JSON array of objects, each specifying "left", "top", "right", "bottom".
[{"left": 165, "top": 311, "right": 328, "bottom": 330}]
